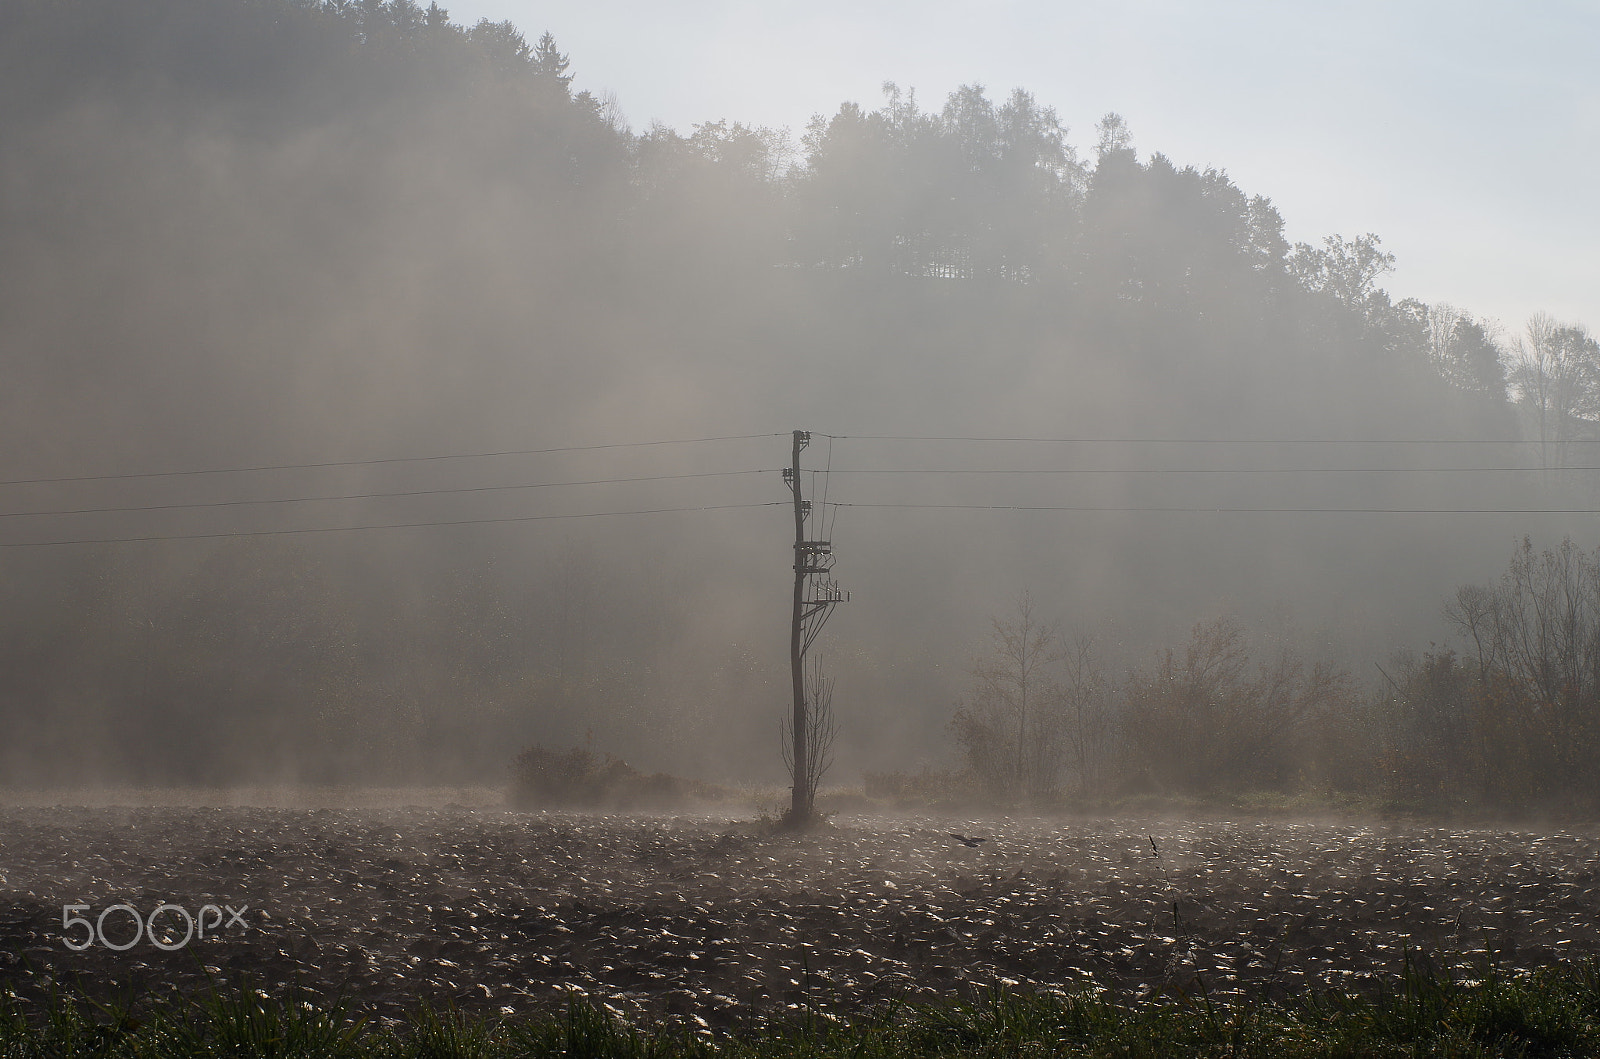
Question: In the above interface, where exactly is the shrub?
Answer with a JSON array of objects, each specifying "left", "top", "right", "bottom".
[{"left": 507, "top": 744, "right": 731, "bottom": 809}]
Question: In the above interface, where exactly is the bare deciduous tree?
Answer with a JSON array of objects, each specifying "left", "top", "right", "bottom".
[
  {"left": 1446, "top": 537, "right": 1600, "bottom": 780},
  {"left": 1507, "top": 313, "right": 1600, "bottom": 471},
  {"left": 955, "top": 593, "right": 1065, "bottom": 797},
  {"left": 1121, "top": 617, "right": 1345, "bottom": 793},
  {"left": 1059, "top": 632, "right": 1114, "bottom": 793},
  {"left": 781, "top": 655, "right": 838, "bottom": 802}
]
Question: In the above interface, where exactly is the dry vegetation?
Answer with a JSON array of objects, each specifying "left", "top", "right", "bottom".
[{"left": 509, "top": 746, "right": 735, "bottom": 811}]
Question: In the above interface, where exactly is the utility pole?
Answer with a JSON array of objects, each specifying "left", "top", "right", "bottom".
[
  {"left": 788, "top": 430, "right": 809, "bottom": 820},
  {"left": 782, "top": 430, "right": 846, "bottom": 822}
]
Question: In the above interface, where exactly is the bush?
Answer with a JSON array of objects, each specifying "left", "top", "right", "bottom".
[
  {"left": 1120, "top": 617, "right": 1351, "bottom": 795},
  {"left": 507, "top": 744, "right": 731, "bottom": 810}
]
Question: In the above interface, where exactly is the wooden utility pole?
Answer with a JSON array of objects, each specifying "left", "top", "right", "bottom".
[
  {"left": 782, "top": 429, "right": 845, "bottom": 823},
  {"left": 788, "top": 429, "right": 809, "bottom": 820}
]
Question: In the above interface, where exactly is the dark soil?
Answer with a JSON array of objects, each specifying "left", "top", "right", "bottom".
[{"left": 2, "top": 806, "right": 1597, "bottom": 1028}]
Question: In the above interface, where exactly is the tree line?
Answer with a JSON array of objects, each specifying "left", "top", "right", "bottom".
[
  {"left": 3, "top": 0, "right": 1599, "bottom": 790},
  {"left": 954, "top": 535, "right": 1600, "bottom": 813}
]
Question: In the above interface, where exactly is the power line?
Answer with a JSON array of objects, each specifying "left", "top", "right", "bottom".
[
  {"left": 0, "top": 502, "right": 787, "bottom": 548},
  {"left": 15, "top": 426, "right": 1600, "bottom": 544},
  {"left": 829, "top": 502, "right": 1600, "bottom": 515},
  {"left": 822, "top": 434, "right": 1577, "bottom": 445},
  {"left": 0, "top": 433, "right": 785, "bottom": 488},
  {"left": 10, "top": 432, "right": 1593, "bottom": 491},
  {"left": 13, "top": 463, "right": 1588, "bottom": 524},
  {"left": 828, "top": 466, "right": 1600, "bottom": 475},
  {"left": 0, "top": 469, "right": 775, "bottom": 520}
]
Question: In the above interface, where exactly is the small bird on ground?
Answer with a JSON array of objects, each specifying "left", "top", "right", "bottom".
[{"left": 948, "top": 833, "right": 986, "bottom": 847}]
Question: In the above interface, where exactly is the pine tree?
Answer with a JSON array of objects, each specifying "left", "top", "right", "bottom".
[{"left": 531, "top": 31, "right": 572, "bottom": 98}]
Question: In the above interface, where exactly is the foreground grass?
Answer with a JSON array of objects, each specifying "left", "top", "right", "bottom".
[{"left": 6, "top": 957, "right": 1600, "bottom": 1059}]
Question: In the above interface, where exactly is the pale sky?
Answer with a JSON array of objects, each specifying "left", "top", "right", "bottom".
[{"left": 445, "top": 0, "right": 1599, "bottom": 339}]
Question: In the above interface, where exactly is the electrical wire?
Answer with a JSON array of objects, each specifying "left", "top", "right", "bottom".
[
  {"left": 828, "top": 502, "right": 1600, "bottom": 514},
  {"left": 15, "top": 428, "right": 1600, "bottom": 546},
  {"left": 0, "top": 433, "right": 785, "bottom": 488},
  {"left": 0, "top": 469, "right": 775, "bottom": 520},
  {"left": 805, "top": 468, "right": 822, "bottom": 539},
  {"left": 820, "top": 433, "right": 1579, "bottom": 444},
  {"left": 826, "top": 466, "right": 1600, "bottom": 475},
  {"left": 0, "top": 502, "right": 788, "bottom": 548}
]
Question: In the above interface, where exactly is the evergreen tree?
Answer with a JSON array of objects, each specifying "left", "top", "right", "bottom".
[{"left": 531, "top": 30, "right": 572, "bottom": 98}]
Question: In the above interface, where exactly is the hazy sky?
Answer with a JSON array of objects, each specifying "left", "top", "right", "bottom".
[{"left": 444, "top": 0, "right": 1597, "bottom": 339}]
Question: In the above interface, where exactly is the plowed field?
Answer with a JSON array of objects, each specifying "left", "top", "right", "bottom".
[{"left": 3, "top": 806, "right": 1597, "bottom": 1027}]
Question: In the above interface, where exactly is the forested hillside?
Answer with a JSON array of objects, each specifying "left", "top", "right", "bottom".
[{"left": 3, "top": 0, "right": 1596, "bottom": 792}]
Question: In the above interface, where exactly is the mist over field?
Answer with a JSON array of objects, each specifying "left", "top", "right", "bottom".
[{"left": 4, "top": 0, "right": 1600, "bottom": 808}]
